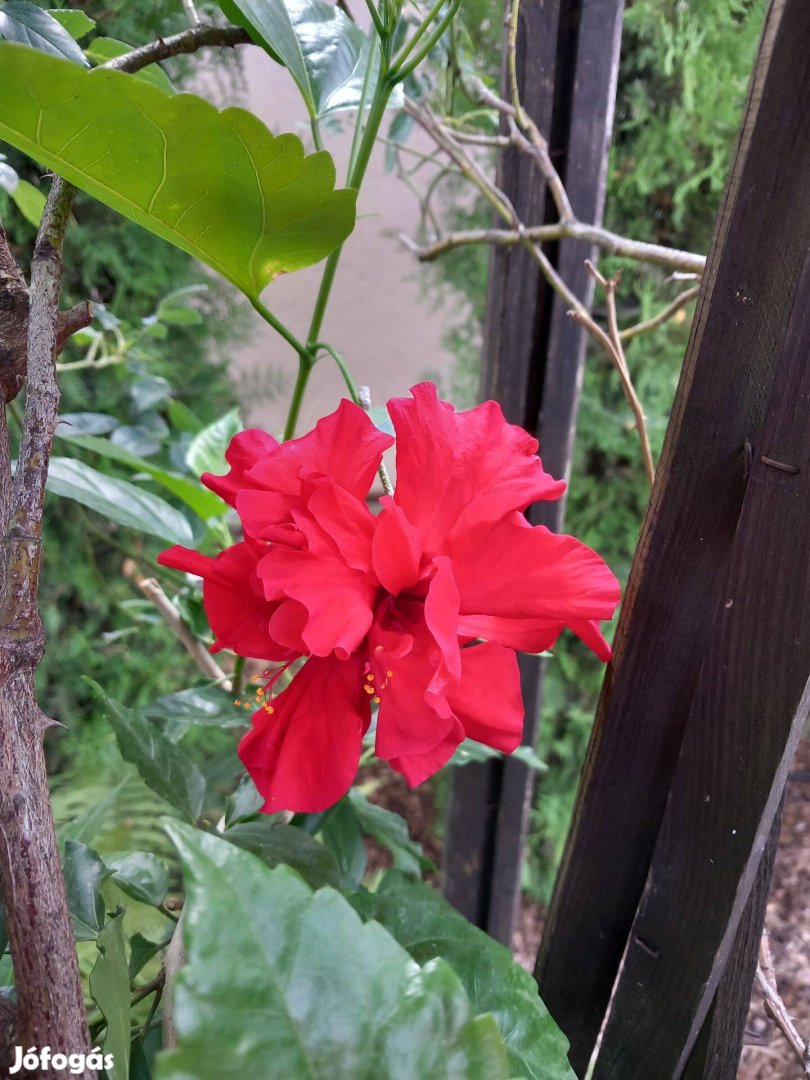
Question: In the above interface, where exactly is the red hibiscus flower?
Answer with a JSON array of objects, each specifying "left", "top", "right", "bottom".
[{"left": 159, "top": 384, "right": 620, "bottom": 812}]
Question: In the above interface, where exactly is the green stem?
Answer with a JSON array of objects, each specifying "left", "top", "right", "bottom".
[
  {"left": 232, "top": 654, "right": 246, "bottom": 699},
  {"left": 282, "top": 353, "right": 315, "bottom": 441},
  {"left": 348, "top": 39, "right": 378, "bottom": 181},
  {"left": 313, "top": 342, "right": 360, "bottom": 402},
  {"left": 250, "top": 297, "right": 308, "bottom": 358},
  {"left": 310, "top": 112, "right": 324, "bottom": 152},
  {"left": 393, "top": 0, "right": 461, "bottom": 81},
  {"left": 306, "top": 77, "right": 394, "bottom": 350},
  {"left": 390, "top": 0, "right": 448, "bottom": 74}
]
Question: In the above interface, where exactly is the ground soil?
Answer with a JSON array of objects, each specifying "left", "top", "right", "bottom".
[{"left": 368, "top": 739, "right": 810, "bottom": 1078}]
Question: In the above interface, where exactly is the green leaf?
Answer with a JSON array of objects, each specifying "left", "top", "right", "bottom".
[
  {"left": 48, "top": 9, "right": 96, "bottom": 41},
  {"left": 90, "top": 912, "right": 131, "bottom": 1080},
  {"left": 10, "top": 176, "right": 45, "bottom": 225},
  {"left": 0, "top": 1, "right": 88, "bottom": 63},
  {"left": 159, "top": 822, "right": 511, "bottom": 1080},
  {"left": 224, "top": 820, "right": 341, "bottom": 890},
  {"left": 224, "top": 774, "right": 263, "bottom": 826},
  {"left": 63, "top": 840, "right": 108, "bottom": 941},
  {"left": 45, "top": 456, "right": 195, "bottom": 544},
  {"left": 185, "top": 408, "right": 241, "bottom": 479},
  {"left": 351, "top": 874, "right": 577, "bottom": 1080},
  {"left": 144, "top": 686, "right": 246, "bottom": 743},
  {"left": 129, "top": 931, "right": 169, "bottom": 981},
  {"left": 106, "top": 851, "right": 170, "bottom": 907},
  {"left": 448, "top": 739, "right": 547, "bottom": 772},
  {"left": 92, "top": 685, "right": 206, "bottom": 823},
  {"left": 157, "top": 306, "right": 202, "bottom": 326},
  {"left": 85, "top": 37, "right": 176, "bottom": 94},
  {"left": 0, "top": 43, "right": 356, "bottom": 299},
  {"left": 221, "top": 0, "right": 368, "bottom": 118},
  {"left": 320, "top": 796, "right": 366, "bottom": 889},
  {"left": 348, "top": 789, "right": 435, "bottom": 876},
  {"left": 54, "top": 434, "right": 225, "bottom": 521},
  {"left": 57, "top": 412, "right": 118, "bottom": 436}
]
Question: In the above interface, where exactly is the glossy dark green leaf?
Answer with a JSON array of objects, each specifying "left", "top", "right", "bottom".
[
  {"left": 221, "top": 0, "right": 368, "bottom": 118},
  {"left": 85, "top": 37, "right": 176, "bottom": 93},
  {"left": 48, "top": 9, "right": 95, "bottom": 41},
  {"left": 224, "top": 820, "right": 341, "bottom": 890},
  {"left": 0, "top": 1, "right": 88, "bottom": 63},
  {"left": 0, "top": 43, "right": 356, "bottom": 299},
  {"left": 62, "top": 840, "right": 108, "bottom": 941},
  {"left": 54, "top": 434, "right": 225, "bottom": 521},
  {"left": 351, "top": 873, "right": 576, "bottom": 1080},
  {"left": 185, "top": 408, "right": 241, "bottom": 479},
  {"left": 320, "top": 796, "right": 367, "bottom": 889},
  {"left": 160, "top": 822, "right": 511, "bottom": 1080},
  {"left": 348, "top": 789, "right": 434, "bottom": 876},
  {"left": 90, "top": 911, "right": 131, "bottom": 1080},
  {"left": 106, "top": 851, "right": 170, "bottom": 907},
  {"left": 224, "top": 774, "right": 263, "bottom": 826},
  {"left": 93, "top": 685, "right": 206, "bottom": 823},
  {"left": 57, "top": 412, "right": 118, "bottom": 437},
  {"left": 129, "top": 932, "right": 170, "bottom": 981},
  {"left": 46, "top": 457, "right": 195, "bottom": 545},
  {"left": 144, "top": 686, "right": 246, "bottom": 743}
]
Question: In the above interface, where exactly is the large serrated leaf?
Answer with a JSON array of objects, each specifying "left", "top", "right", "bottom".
[
  {"left": 0, "top": 2, "right": 88, "bottom": 64},
  {"left": 0, "top": 42, "right": 356, "bottom": 299},
  {"left": 92, "top": 685, "right": 206, "bottom": 824},
  {"left": 46, "top": 456, "right": 195, "bottom": 545},
  {"left": 351, "top": 873, "right": 577, "bottom": 1080},
  {"left": 159, "top": 823, "right": 511, "bottom": 1080}
]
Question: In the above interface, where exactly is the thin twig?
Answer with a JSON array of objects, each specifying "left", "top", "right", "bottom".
[
  {"left": 570, "top": 263, "right": 655, "bottom": 488},
  {"left": 756, "top": 934, "right": 810, "bottom": 1076},
  {"left": 620, "top": 284, "right": 701, "bottom": 341},
  {"left": 403, "top": 222, "right": 705, "bottom": 274},
  {"left": 358, "top": 386, "right": 394, "bottom": 497},
  {"left": 137, "top": 577, "right": 232, "bottom": 691}
]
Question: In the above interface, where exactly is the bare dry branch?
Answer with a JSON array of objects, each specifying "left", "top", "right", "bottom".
[
  {"left": 569, "top": 263, "right": 656, "bottom": 488},
  {"left": 137, "top": 577, "right": 232, "bottom": 691},
  {"left": 620, "top": 284, "right": 701, "bottom": 341},
  {"left": 756, "top": 934, "right": 810, "bottom": 1076}
]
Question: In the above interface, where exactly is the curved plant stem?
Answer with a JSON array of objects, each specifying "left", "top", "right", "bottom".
[
  {"left": 283, "top": 353, "right": 315, "bottom": 441},
  {"left": 250, "top": 298, "right": 308, "bottom": 358},
  {"left": 313, "top": 342, "right": 360, "bottom": 402}
]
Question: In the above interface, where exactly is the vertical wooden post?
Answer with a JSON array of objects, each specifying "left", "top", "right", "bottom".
[
  {"left": 442, "top": 0, "right": 624, "bottom": 942},
  {"left": 535, "top": 2, "right": 810, "bottom": 1074}
]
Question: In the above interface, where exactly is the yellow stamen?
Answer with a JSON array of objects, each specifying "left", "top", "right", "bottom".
[{"left": 373, "top": 696, "right": 381, "bottom": 704}]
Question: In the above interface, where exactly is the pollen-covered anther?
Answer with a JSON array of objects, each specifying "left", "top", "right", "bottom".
[
  {"left": 373, "top": 696, "right": 381, "bottom": 704},
  {"left": 363, "top": 684, "right": 375, "bottom": 696}
]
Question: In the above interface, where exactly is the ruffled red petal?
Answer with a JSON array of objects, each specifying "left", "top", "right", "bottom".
[
  {"left": 202, "top": 428, "right": 278, "bottom": 507},
  {"left": 158, "top": 541, "right": 294, "bottom": 661},
  {"left": 446, "top": 642, "right": 524, "bottom": 752},
  {"left": 239, "top": 655, "right": 370, "bottom": 813},
  {"left": 388, "top": 383, "right": 565, "bottom": 552},
  {"left": 245, "top": 398, "right": 393, "bottom": 502}
]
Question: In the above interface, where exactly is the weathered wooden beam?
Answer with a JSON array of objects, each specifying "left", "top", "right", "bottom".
[
  {"left": 535, "top": 0, "right": 810, "bottom": 1070},
  {"left": 592, "top": 242, "right": 810, "bottom": 1075},
  {"left": 442, "top": 0, "right": 625, "bottom": 944}
]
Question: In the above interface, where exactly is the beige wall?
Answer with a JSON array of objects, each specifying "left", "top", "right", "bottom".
[{"left": 227, "top": 48, "right": 456, "bottom": 438}]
